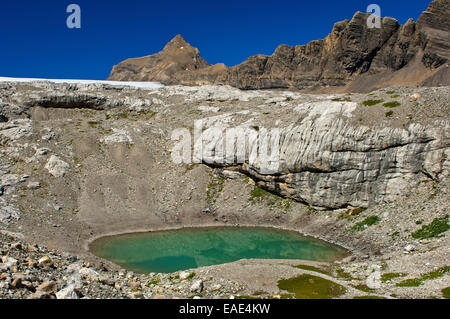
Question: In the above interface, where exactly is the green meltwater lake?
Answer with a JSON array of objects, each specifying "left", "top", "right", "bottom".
[{"left": 90, "top": 227, "right": 347, "bottom": 273}]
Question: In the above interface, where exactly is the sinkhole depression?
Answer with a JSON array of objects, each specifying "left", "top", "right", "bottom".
[{"left": 90, "top": 227, "right": 347, "bottom": 273}]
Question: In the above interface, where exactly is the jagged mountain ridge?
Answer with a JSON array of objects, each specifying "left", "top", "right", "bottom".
[{"left": 108, "top": 0, "right": 449, "bottom": 92}]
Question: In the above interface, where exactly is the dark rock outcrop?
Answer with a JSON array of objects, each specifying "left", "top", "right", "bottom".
[
  {"left": 417, "top": 0, "right": 450, "bottom": 68},
  {"left": 108, "top": 0, "right": 449, "bottom": 91},
  {"left": 218, "top": 13, "right": 407, "bottom": 90},
  {"left": 24, "top": 93, "right": 107, "bottom": 110}
]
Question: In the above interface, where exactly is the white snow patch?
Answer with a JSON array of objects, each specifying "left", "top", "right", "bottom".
[{"left": 0, "top": 77, "right": 164, "bottom": 89}]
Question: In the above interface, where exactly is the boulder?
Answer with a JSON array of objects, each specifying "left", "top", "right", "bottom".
[
  {"left": 36, "top": 281, "right": 58, "bottom": 294},
  {"left": 404, "top": 245, "right": 416, "bottom": 253},
  {"left": 45, "top": 156, "right": 69, "bottom": 178},
  {"left": 27, "top": 182, "right": 41, "bottom": 190},
  {"left": 366, "top": 271, "right": 382, "bottom": 289},
  {"left": 37, "top": 256, "right": 53, "bottom": 267},
  {"left": 190, "top": 280, "right": 203, "bottom": 293},
  {"left": 56, "top": 285, "right": 79, "bottom": 299},
  {"left": 179, "top": 271, "right": 193, "bottom": 280}
]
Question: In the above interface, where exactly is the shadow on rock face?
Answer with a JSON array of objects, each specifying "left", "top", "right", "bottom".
[{"left": 0, "top": 114, "right": 8, "bottom": 122}]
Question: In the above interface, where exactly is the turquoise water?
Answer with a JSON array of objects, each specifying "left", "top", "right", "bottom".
[{"left": 90, "top": 227, "right": 346, "bottom": 273}]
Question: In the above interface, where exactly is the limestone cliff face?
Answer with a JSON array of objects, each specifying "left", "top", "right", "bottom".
[
  {"left": 174, "top": 88, "right": 448, "bottom": 210},
  {"left": 107, "top": 0, "right": 449, "bottom": 91},
  {"left": 201, "top": 116, "right": 449, "bottom": 209}
]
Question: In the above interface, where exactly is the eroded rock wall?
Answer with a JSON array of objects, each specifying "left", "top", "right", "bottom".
[{"left": 201, "top": 117, "right": 448, "bottom": 209}]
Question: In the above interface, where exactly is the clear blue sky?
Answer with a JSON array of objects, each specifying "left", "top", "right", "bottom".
[{"left": 0, "top": 0, "right": 431, "bottom": 80}]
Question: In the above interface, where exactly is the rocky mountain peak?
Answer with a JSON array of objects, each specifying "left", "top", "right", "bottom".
[
  {"left": 163, "top": 34, "right": 193, "bottom": 52},
  {"left": 107, "top": 34, "right": 212, "bottom": 83}
]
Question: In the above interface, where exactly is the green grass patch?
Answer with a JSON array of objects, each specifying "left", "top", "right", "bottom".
[
  {"left": 385, "top": 111, "right": 394, "bottom": 117},
  {"left": 396, "top": 266, "right": 450, "bottom": 287},
  {"left": 441, "top": 287, "right": 450, "bottom": 299},
  {"left": 386, "top": 91, "right": 396, "bottom": 95},
  {"left": 235, "top": 295, "right": 263, "bottom": 299},
  {"left": 184, "top": 163, "right": 200, "bottom": 173},
  {"left": 362, "top": 99, "right": 384, "bottom": 106},
  {"left": 412, "top": 215, "right": 449, "bottom": 239},
  {"left": 248, "top": 186, "right": 272, "bottom": 204},
  {"left": 347, "top": 207, "right": 366, "bottom": 216},
  {"left": 248, "top": 186, "right": 293, "bottom": 211},
  {"left": 350, "top": 216, "right": 380, "bottom": 232},
  {"left": 353, "top": 295, "right": 387, "bottom": 299},
  {"left": 381, "top": 273, "right": 407, "bottom": 282},
  {"left": 338, "top": 208, "right": 366, "bottom": 220},
  {"left": 146, "top": 278, "right": 160, "bottom": 286},
  {"left": 391, "top": 231, "right": 400, "bottom": 240},
  {"left": 335, "top": 268, "right": 357, "bottom": 280},
  {"left": 294, "top": 264, "right": 332, "bottom": 276},
  {"left": 352, "top": 284, "right": 375, "bottom": 293},
  {"left": 307, "top": 206, "right": 317, "bottom": 213},
  {"left": 390, "top": 95, "right": 400, "bottom": 98},
  {"left": 206, "top": 175, "right": 225, "bottom": 205},
  {"left": 395, "top": 278, "right": 422, "bottom": 287},
  {"left": 332, "top": 96, "right": 352, "bottom": 102},
  {"left": 267, "top": 198, "right": 292, "bottom": 211},
  {"left": 418, "top": 267, "right": 449, "bottom": 281},
  {"left": 130, "top": 288, "right": 143, "bottom": 292},
  {"left": 279, "top": 294, "right": 295, "bottom": 299},
  {"left": 137, "top": 110, "right": 158, "bottom": 120},
  {"left": 87, "top": 120, "right": 101, "bottom": 128},
  {"left": 168, "top": 274, "right": 180, "bottom": 281},
  {"left": 383, "top": 101, "right": 401, "bottom": 108},
  {"left": 278, "top": 274, "right": 346, "bottom": 299},
  {"left": 185, "top": 272, "right": 195, "bottom": 280}
]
